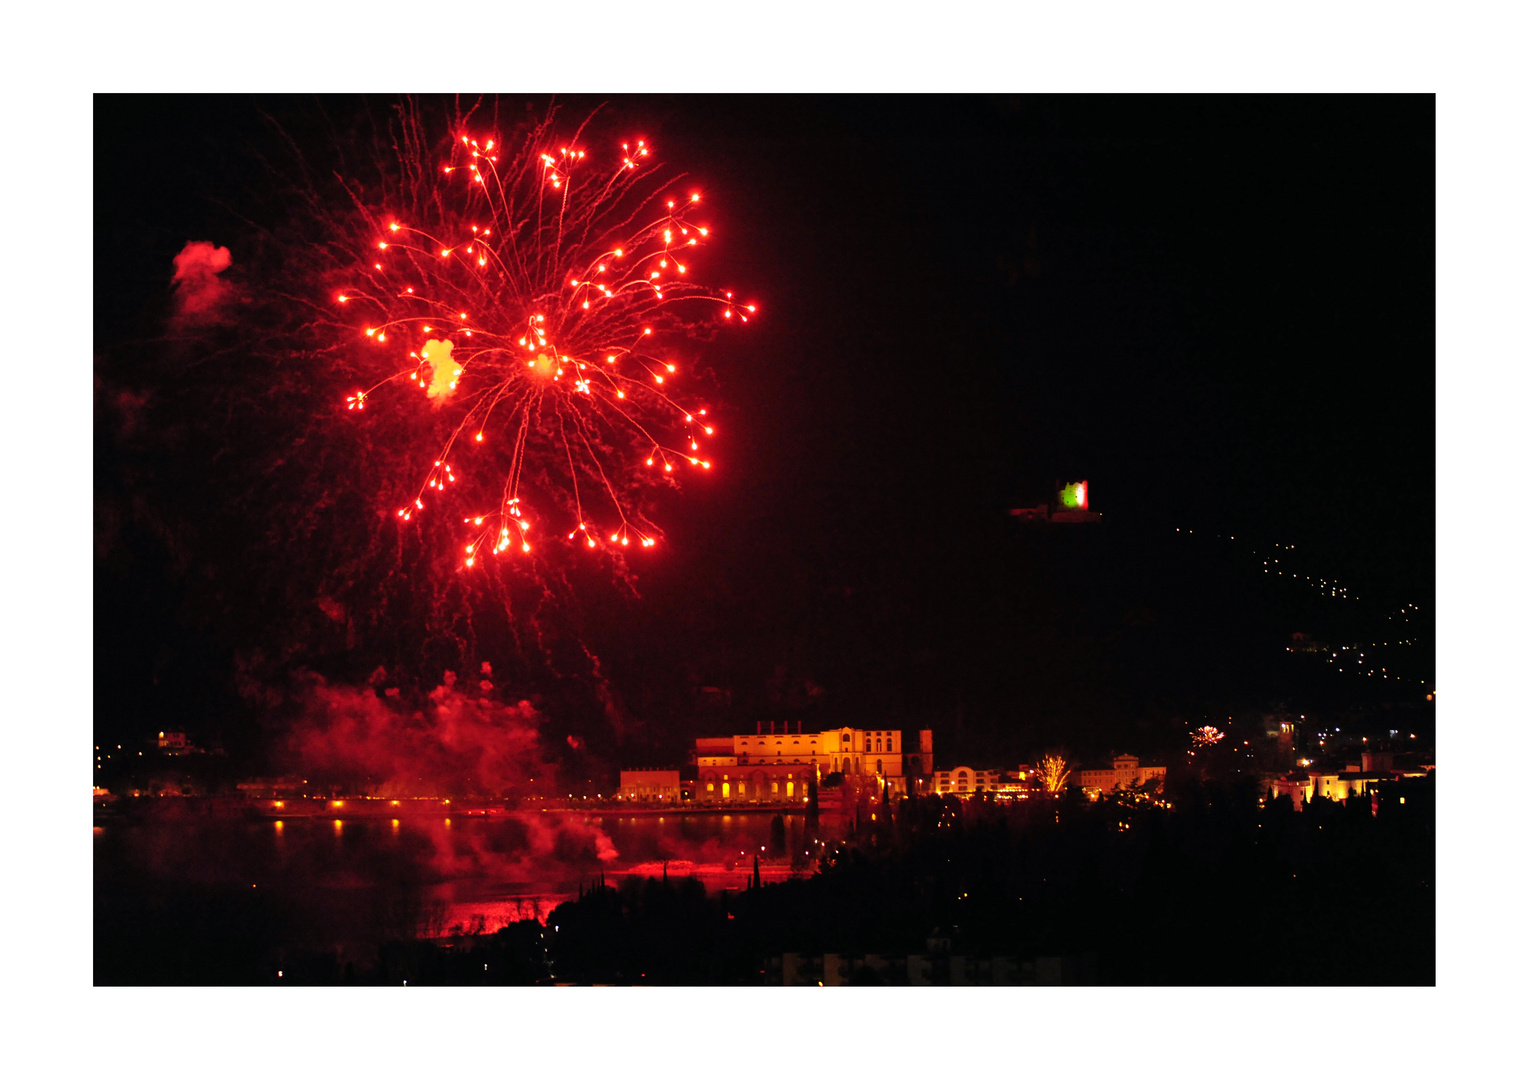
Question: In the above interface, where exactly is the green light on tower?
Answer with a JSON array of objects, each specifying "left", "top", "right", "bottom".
[{"left": 1058, "top": 480, "right": 1088, "bottom": 510}]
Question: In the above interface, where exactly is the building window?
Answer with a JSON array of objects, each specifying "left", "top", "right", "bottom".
[{"left": 707, "top": 783, "right": 714, "bottom": 792}]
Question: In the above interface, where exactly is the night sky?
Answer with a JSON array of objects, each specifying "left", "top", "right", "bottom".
[{"left": 94, "top": 95, "right": 1435, "bottom": 770}]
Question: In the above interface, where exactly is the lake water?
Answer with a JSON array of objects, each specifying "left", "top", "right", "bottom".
[{"left": 94, "top": 808, "right": 837, "bottom": 945}]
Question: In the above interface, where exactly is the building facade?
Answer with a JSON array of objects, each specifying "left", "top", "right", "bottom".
[
  {"left": 1269, "top": 753, "right": 1430, "bottom": 810},
  {"left": 933, "top": 766, "right": 1005, "bottom": 796},
  {"left": 1074, "top": 755, "right": 1167, "bottom": 797},
  {"left": 617, "top": 769, "right": 682, "bottom": 802},
  {"left": 680, "top": 724, "right": 930, "bottom": 804}
]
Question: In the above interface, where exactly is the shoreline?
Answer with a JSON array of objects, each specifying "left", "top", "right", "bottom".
[{"left": 93, "top": 794, "right": 824, "bottom": 821}]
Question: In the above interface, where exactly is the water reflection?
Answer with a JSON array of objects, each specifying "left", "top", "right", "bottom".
[{"left": 95, "top": 810, "right": 827, "bottom": 947}]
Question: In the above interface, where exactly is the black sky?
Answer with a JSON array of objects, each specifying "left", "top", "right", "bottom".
[{"left": 95, "top": 95, "right": 1435, "bottom": 766}]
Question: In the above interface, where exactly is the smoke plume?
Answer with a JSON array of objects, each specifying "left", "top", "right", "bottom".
[
  {"left": 171, "top": 240, "right": 233, "bottom": 322},
  {"left": 284, "top": 673, "right": 557, "bottom": 799}
]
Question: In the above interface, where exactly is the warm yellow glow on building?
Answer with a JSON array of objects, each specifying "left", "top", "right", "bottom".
[
  {"left": 1074, "top": 755, "right": 1163, "bottom": 796},
  {"left": 935, "top": 766, "right": 1005, "bottom": 795},
  {"left": 678, "top": 725, "right": 929, "bottom": 804}
]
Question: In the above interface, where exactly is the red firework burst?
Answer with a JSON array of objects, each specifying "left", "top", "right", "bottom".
[{"left": 335, "top": 110, "right": 755, "bottom": 568}]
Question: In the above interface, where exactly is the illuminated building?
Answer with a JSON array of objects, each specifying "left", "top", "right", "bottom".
[
  {"left": 1008, "top": 478, "right": 1100, "bottom": 524},
  {"left": 991, "top": 768, "right": 1033, "bottom": 796},
  {"left": 934, "top": 767, "right": 1004, "bottom": 796},
  {"left": 1057, "top": 479, "right": 1088, "bottom": 510},
  {"left": 1270, "top": 752, "right": 1432, "bottom": 811},
  {"left": 617, "top": 770, "right": 682, "bottom": 802},
  {"left": 650, "top": 723, "right": 931, "bottom": 804},
  {"left": 1073, "top": 755, "right": 1166, "bottom": 798},
  {"left": 1271, "top": 772, "right": 1375, "bottom": 806},
  {"left": 156, "top": 731, "right": 196, "bottom": 755}
]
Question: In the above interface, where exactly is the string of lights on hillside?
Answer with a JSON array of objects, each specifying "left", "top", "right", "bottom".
[
  {"left": 1174, "top": 526, "right": 1431, "bottom": 693},
  {"left": 1291, "top": 642, "right": 1430, "bottom": 687},
  {"left": 1174, "top": 527, "right": 1359, "bottom": 604}
]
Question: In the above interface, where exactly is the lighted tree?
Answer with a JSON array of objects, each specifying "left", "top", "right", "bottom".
[{"left": 1037, "top": 754, "right": 1071, "bottom": 795}]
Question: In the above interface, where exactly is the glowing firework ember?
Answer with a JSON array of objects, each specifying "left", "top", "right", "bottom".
[
  {"left": 1191, "top": 725, "right": 1225, "bottom": 748},
  {"left": 335, "top": 111, "right": 755, "bottom": 568}
]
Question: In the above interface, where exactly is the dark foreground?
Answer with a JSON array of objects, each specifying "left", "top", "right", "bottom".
[{"left": 95, "top": 779, "right": 1433, "bottom": 985}]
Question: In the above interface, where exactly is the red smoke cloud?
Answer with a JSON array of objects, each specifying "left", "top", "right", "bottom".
[
  {"left": 285, "top": 674, "right": 557, "bottom": 799},
  {"left": 171, "top": 240, "right": 233, "bottom": 321}
]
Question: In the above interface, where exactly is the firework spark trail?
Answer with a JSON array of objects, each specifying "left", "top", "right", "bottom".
[{"left": 333, "top": 105, "right": 756, "bottom": 572}]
